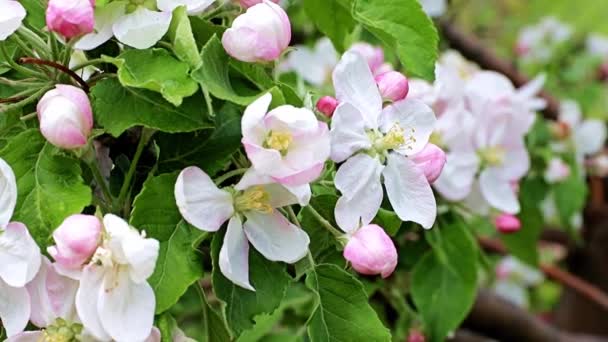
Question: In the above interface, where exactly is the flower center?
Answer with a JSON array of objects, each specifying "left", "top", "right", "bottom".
[
  {"left": 43, "top": 318, "right": 82, "bottom": 342},
  {"left": 371, "top": 124, "right": 416, "bottom": 153},
  {"left": 91, "top": 246, "right": 113, "bottom": 268},
  {"left": 478, "top": 146, "right": 505, "bottom": 166},
  {"left": 264, "top": 131, "right": 293, "bottom": 156},
  {"left": 234, "top": 186, "right": 273, "bottom": 214}
]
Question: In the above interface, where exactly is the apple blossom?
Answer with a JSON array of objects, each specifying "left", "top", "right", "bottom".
[
  {"left": 46, "top": 0, "right": 95, "bottom": 39},
  {"left": 493, "top": 256, "right": 543, "bottom": 308},
  {"left": 47, "top": 214, "right": 102, "bottom": 271},
  {"left": 69, "top": 50, "right": 99, "bottom": 81},
  {"left": 0, "top": 158, "right": 41, "bottom": 337},
  {"left": 238, "top": 0, "right": 280, "bottom": 8},
  {"left": 554, "top": 100, "right": 607, "bottom": 161},
  {"left": 494, "top": 213, "right": 521, "bottom": 234},
  {"left": 586, "top": 34, "right": 608, "bottom": 59},
  {"left": 175, "top": 166, "right": 310, "bottom": 290},
  {"left": 544, "top": 157, "right": 570, "bottom": 183},
  {"left": 76, "top": 214, "right": 159, "bottom": 342},
  {"left": 343, "top": 224, "right": 397, "bottom": 278},
  {"left": 375, "top": 71, "right": 409, "bottom": 102},
  {"left": 283, "top": 37, "right": 338, "bottom": 86},
  {"left": 37, "top": 84, "right": 93, "bottom": 150},
  {"left": 222, "top": 1, "right": 291, "bottom": 63},
  {"left": 516, "top": 17, "right": 572, "bottom": 62},
  {"left": 316, "top": 96, "right": 339, "bottom": 117},
  {"left": 330, "top": 51, "right": 437, "bottom": 230},
  {"left": 346, "top": 43, "right": 385, "bottom": 75},
  {"left": 411, "top": 143, "right": 447, "bottom": 183},
  {"left": 241, "top": 93, "right": 330, "bottom": 186},
  {"left": 0, "top": 0, "right": 26, "bottom": 41}
]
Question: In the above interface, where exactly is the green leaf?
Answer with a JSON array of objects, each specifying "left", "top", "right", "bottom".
[
  {"left": 130, "top": 173, "right": 204, "bottom": 314},
  {"left": 108, "top": 48, "right": 199, "bottom": 106},
  {"left": 91, "top": 78, "right": 212, "bottom": 136},
  {"left": 303, "top": 0, "right": 356, "bottom": 52},
  {"left": 211, "top": 230, "right": 291, "bottom": 337},
  {"left": 553, "top": 168, "right": 587, "bottom": 228},
  {"left": 352, "top": 0, "right": 439, "bottom": 80},
  {"left": 298, "top": 195, "right": 339, "bottom": 259},
  {"left": 0, "top": 130, "right": 91, "bottom": 247},
  {"left": 199, "top": 287, "right": 232, "bottom": 342},
  {"left": 411, "top": 222, "right": 478, "bottom": 341},
  {"left": 20, "top": 0, "right": 46, "bottom": 29},
  {"left": 373, "top": 208, "right": 402, "bottom": 236},
  {"left": 168, "top": 6, "right": 202, "bottom": 69},
  {"left": 305, "top": 264, "right": 391, "bottom": 342}
]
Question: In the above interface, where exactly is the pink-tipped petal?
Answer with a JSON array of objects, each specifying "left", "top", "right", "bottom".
[{"left": 343, "top": 224, "right": 397, "bottom": 278}]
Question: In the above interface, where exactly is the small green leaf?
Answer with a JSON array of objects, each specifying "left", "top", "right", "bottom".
[
  {"left": 304, "top": 0, "right": 356, "bottom": 52},
  {"left": 108, "top": 48, "right": 199, "bottom": 106},
  {"left": 353, "top": 0, "right": 439, "bottom": 80},
  {"left": 305, "top": 264, "right": 392, "bottom": 342},
  {"left": 91, "top": 78, "right": 212, "bottom": 136},
  {"left": 373, "top": 208, "right": 402, "bottom": 236},
  {"left": 168, "top": 6, "right": 202, "bottom": 69},
  {"left": 298, "top": 195, "right": 340, "bottom": 259}
]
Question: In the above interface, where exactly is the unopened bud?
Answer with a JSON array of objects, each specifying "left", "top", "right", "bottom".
[{"left": 316, "top": 96, "right": 339, "bottom": 117}]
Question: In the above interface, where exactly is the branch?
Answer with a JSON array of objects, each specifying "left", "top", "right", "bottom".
[
  {"left": 438, "top": 19, "right": 560, "bottom": 120},
  {"left": 478, "top": 237, "right": 608, "bottom": 311},
  {"left": 18, "top": 57, "right": 89, "bottom": 93}
]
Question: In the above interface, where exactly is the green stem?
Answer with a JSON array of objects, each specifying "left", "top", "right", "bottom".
[
  {"left": 16, "top": 27, "right": 50, "bottom": 59},
  {"left": 286, "top": 206, "right": 300, "bottom": 228},
  {"left": 116, "top": 128, "right": 154, "bottom": 212},
  {"left": 214, "top": 168, "right": 247, "bottom": 186},
  {"left": 20, "top": 112, "right": 37, "bottom": 121},
  {"left": 191, "top": 231, "right": 210, "bottom": 249},
  {"left": 306, "top": 205, "right": 344, "bottom": 238},
  {"left": 70, "top": 58, "right": 105, "bottom": 72},
  {"left": 0, "top": 85, "right": 52, "bottom": 113},
  {"left": 0, "top": 43, "right": 44, "bottom": 78},
  {"left": 202, "top": 86, "right": 215, "bottom": 118}
]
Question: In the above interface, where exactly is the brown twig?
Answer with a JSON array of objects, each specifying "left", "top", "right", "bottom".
[
  {"left": 438, "top": 19, "right": 560, "bottom": 120},
  {"left": 18, "top": 57, "right": 89, "bottom": 93},
  {"left": 0, "top": 95, "right": 28, "bottom": 104},
  {"left": 478, "top": 237, "right": 608, "bottom": 311}
]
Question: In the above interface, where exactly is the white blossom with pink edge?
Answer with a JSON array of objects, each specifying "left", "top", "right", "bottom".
[
  {"left": 46, "top": 0, "right": 95, "bottom": 39},
  {"left": 282, "top": 37, "right": 338, "bottom": 86},
  {"left": 0, "top": 0, "right": 26, "bottom": 41},
  {"left": 553, "top": 100, "right": 607, "bottom": 162},
  {"left": 75, "top": 214, "right": 159, "bottom": 342},
  {"left": 0, "top": 158, "right": 41, "bottom": 338},
  {"left": 330, "top": 51, "right": 437, "bottom": 231},
  {"left": 493, "top": 256, "right": 543, "bottom": 308},
  {"left": 175, "top": 166, "right": 310, "bottom": 291},
  {"left": 241, "top": 93, "right": 330, "bottom": 186},
  {"left": 222, "top": 0, "right": 291, "bottom": 63}
]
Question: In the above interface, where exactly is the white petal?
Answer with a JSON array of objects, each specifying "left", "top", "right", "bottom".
[
  {"left": 379, "top": 99, "right": 437, "bottom": 156},
  {"left": 157, "top": 0, "right": 216, "bottom": 15},
  {"left": 332, "top": 51, "right": 382, "bottom": 128},
  {"left": 462, "top": 181, "right": 491, "bottom": 216},
  {"left": 558, "top": 100, "right": 582, "bottom": 128},
  {"left": 113, "top": 8, "right": 172, "bottom": 49},
  {"left": 497, "top": 142, "right": 530, "bottom": 180},
  {"left": 175, "top": 167, "right": 234, "bottom": 232},
  {"left": 244, "top": 211, "right": 310, "bottom": 263},
  {"left": 0, "top": 279, "right": 30, "bottom": 337},
  {"left": 0, "top": 222, "right": 41, "bottom": 287},
  {"left": 235, "top": 168, "right": 311, "bottom": 207},
  {"left": 0, "top": 158, "right": 17, "bottom": 228},
  {"left": 433, "top": 151, "right": 479, "bottom": 201},
  {"left": 575, "top": 120, "right": 606, "bottom": 156},
  {"left": 98, "top": 271, "right": 156, "bottom": 342},
  {"left": 219, "top": 216, "right": 253, "bottom": 291},
  {"left": 26, "top": 257, "right": 55, "bottom": 327},
  {"left": 241, "top": 93, "right": 272, "bottom": 143},
  {"left": 384, "top": 153, "right": 436, "bottom": 229},
  {"left": 334, "top": 154, "right": 384, "bottom": 232},
  {"left": 75, "top": 2, "right": 126, "bottom": 50},
  {"left": 479, "top": 168, "right": 520, "bottom": 214},
  {"left": 122, "top": 233, "right": 159, "bottom": 284},
  {"left": 76, "top": 266, "right": 111, "bottom": 341},
  {"left": 0, "top": 0, "right": 26, "bottom": 41},
  {"left": 5, "top": 331, "right": 45, "bottom": 342},
  {"left": 330, "top": 103, "right": 372, "bottom": 163}
]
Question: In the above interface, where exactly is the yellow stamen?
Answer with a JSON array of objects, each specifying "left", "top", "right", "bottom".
[
  {"left": 375, "top": 124, "right": 416, "bottom": 151},
  {"left": 234, "top": 186, "right": 273, "bottom": 214},
  {"left": 479, "top": 146, "right": 505, "bottom": 166},
  {"left": 264, "top": 131, "right": 293, "bottom": 155}
]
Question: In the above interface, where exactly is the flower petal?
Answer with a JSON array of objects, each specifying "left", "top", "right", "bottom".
[
  {"left": 575, "top": 119, "right": 607, "bottom": 156},
  {"left": 75, "top": 1, "right": 126, "bottom": 50},
  {"left": 156, "top": 0, "right": 216, "bottom": 15},
  {"left": 219, "top": 216, "right": 254, "bottom": 291},
  {"left": 379, "top": 99, "right": 437, "bottom": 156},
  {"left": 0, "top": 222, "right": 41, "bottom": 287},
  {"left": 0, "top": 279, "right": 30, "bottom": 337},
  {"left": 383, "top": 153, "right": 436, "bottom": 229},
  {"left": 433, "top": 151, "right": 479, "bottom": 201},
  {"left": 479, "top": 168, "right": 520, "bottom": 214},
  {"left": 334, "top": 154, "right": 384, "bottom": 232},
  {"left": 235, "top": 168, "right": 311, "bottom": 206},
  {"left": 98, "top": 270, "right": 156, "bottom": 342},
  {"left": 332, "top": 51, "right": 382, "bottom": 128},
  {"left": 112, "top": 8, "right": 172, "bottom": 49},
  {"left": 0, "top": 0, "right": 26, "bottom": 41},
  {"left": 330, "top": 103, "right": 372, "bottom": 163},
  {"left": 0, "top": 157, "right": 17, "bottom": 228},
  {"left": 243, "top": 211, "right": 310, "bottom": 263},
  {"left": 241, "top": 93, "right": 272, "bottom": 144},
  {"left": 5, "top": 331, "right": 44, "bottom": 342},
  {"left": 175, "top": 166, "right": 234, "bottom": 232},
  {"left": 76, "top": 265, "right": 111, "bottom": 341}
]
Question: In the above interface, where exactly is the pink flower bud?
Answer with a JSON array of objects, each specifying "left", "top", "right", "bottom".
[
  {"left": 37, "top": 85, "right": 93, "bottom": 149},
  {"left": 316, "top": 96, "right": 338, "bottom": 117},
  {"left": 411, "top": 144, "right": 446, "bottom": 183},
  {"left": 222, "top": 1, "right": 291, "bottom": 63},
  {"left": 347, "top": 43, "right": 384, "bottom": 74},
  {"left": 47, "top": 214, "right": 101, "bottom": 269},
  {"left": 407, "top": 329, "right": 426, "bottom": 342},
  {"left": 343, "top": 224, "right": 397, "bottom": 278},
  {"left": 46, "top": 0, "right": 95, "bottom": 39},
  {"left": 375, "top": 71, "right": 409, "bottom": 102},
  {"left": 238, "top": 0, "right": 280, "bottom": 8},
  {"left": 494, "top": 213, "right": 521, "bottom": 234}
]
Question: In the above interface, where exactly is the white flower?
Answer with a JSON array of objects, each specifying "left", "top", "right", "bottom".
[
  {"left": 556, "top": 100, "right": 607, "bottom": 161},
  {"left": 516, "top": 16, "right": 572, "bottom": 62},
  {"left": 283, "top": 37, "right": 338, "bottom": 86},
  {"left": 175, "top": 167, "right": 310, "bottom": 291},
  {"left": 75, "top": 0, "right": 215, "bottom": 50},
  {"left": 0, "top": 0, "right": 26, "bottom": 41},
  {"left": 0, "top": 158, "right": 41, "bottom": 337},
  {"left": 330, "top": 51, "right": 437, "bottom": 230},
  {"left": 586, "top": 34, "right": 608, "bottom": 58},
  {"left": 76, "top": 214, "right": 159, "bottom": 342}
]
